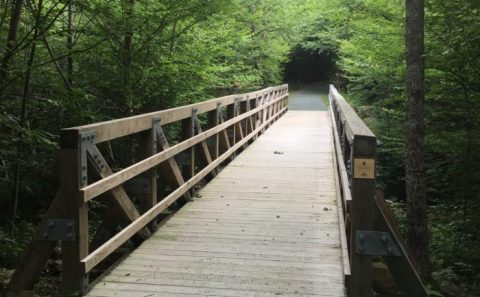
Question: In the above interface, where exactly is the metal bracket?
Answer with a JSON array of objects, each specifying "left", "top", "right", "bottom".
[
  {"left": 234, "top": 98, "right": 241, "bottom": 116},
  {"left": 39, "top": 219, "right": 76, "bottom": 241},
  {"left": 153, "top": 118, "right": 169, "bottom": 149},
  {"left": 79, "top": 130, "right": 95, "bottom": 187},
  {"left": 151, "top": 117, "right": 160, "bottom": 152},
  {"left": 176, "top": 152, "right": 190, "bottom": 166},
  {"left": 216, "top": 102, "right": 222, "bottom": 123},
  {"left": 355, "top": 231, "right": 401, "bottom": 256},
  {"left": 124, "top": 177, "right": 151, "bottom": 195},
  {"left": 192, "top": 111, "right": 204, "bottom": 134},
  {"left": 192, "top": 108, "right": 198, "bottom": 135}
]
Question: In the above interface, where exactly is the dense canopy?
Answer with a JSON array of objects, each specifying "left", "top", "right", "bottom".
[{"left": 0, "top": 0, "right": 479, "bottom": 296}]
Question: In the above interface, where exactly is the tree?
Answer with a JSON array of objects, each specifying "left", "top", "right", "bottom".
[
  {"left": 0, "top": 0, "right": 24, "bottom": 102},
  {"left": 405, "top": 0, "right": 429, "bottom": 279}
]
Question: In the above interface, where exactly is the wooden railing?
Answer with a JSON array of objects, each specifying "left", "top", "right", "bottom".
[
  {"left": 329, "top": 85, "right": 429, "bottom": 297},
  {"left": 8, "top": 85, "right": 289, "bottom": 296}
]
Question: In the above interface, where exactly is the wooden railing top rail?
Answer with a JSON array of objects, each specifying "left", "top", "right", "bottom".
[
  {"left": 79, "top": 94, "right": 287, "bottom": 202},
  {"left": 329, "top": 85, "right": 429, "bottom": 297},
  {"left": 81, "top": 91, "right": 288, "bottom": 272},
  {"left": 8, "top": 84, "right": 289, "bottom": 297},
  {"left": 329, "top": 85, "right": 374, "bottom": 141},
  {"left": 62, "top": 84, "right": 288, "bottom": 144}
]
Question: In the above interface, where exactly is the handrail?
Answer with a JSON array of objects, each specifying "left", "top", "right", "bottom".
[
  {"left": 330, "top": 85, "right": 377, "bottom": 296},
  {"left": 8, "top": 84, "right": 289, "bottom": 296},
  {"left": 80, "top": 93, "right": 287, "bottom": 202},
  {"left": 62, "top": 85, "right": 288, "bottom": 144},
  {"left": 329, "top": 85, "right": 428, "bottom": 297}
]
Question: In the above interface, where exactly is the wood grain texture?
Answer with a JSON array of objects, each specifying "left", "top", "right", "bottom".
[
  {"left": 85, "top": 111, "right": 346, "bottom": 297},
  {"left": 64, "top": 85, "right": 287, "bottom": 144}
]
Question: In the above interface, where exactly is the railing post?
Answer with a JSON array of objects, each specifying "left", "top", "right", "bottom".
[
  {"left": 59, "top": 130, "right": 89, "bottom": 296},
  {"left": 226, "top": 102, "right": 235, "bottom": 146},
  {"left": 139, "top": 120, "right": 158, "bottom": 231},
  {"left": 207, "top": 108, "right": 219, "bottom": 159},
  {"left": 181, "top": 115, "right": 195, "bottom": 196},
  {"left": 349, "top": 135, "right": 377, "bottom": 297}
]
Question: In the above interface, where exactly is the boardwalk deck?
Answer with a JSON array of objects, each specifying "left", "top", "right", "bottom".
[{"left": 86, "top": 111, "right": 345, "bottom": 297}]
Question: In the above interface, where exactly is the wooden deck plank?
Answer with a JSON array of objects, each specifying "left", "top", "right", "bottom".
[{"left": 86, "top": 111, "right": 345, "bottom": 297}]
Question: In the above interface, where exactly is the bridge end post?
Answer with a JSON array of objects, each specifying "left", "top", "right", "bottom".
[
  {"left": 349, "top": 134, "right": 377, "bottom": 297},
  {"left": 59, "top": 129, "right": 89, "bottom": 296}
]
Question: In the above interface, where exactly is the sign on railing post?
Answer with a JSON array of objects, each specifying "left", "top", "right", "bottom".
[
  {"left": 329, "top": 85, "right": 429, "bottom": 297},
  {"left": 329, "top": 85, "right": 377, "bottom": 297},
  {"left": 350, "top": 135, "right": 377, "bottom": 297}
]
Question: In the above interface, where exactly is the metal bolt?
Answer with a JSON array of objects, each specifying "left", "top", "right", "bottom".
[
  {"left": 82, "top": 176, "right": 87, "bottom": 180},
  {"left": 82, "top": 166, "right": 87, "bottom": 171},
  {"left": 94, "top": 155, "right": 98, "bottom": 159},
  {"left": 67, "top": 222, "right": 73, "bottom": 229},
  {"left": 381, "top": 234, "right": 387, "bottom": 244},
  {"left": 100, "top": 164, "right": 105, "bottom": 169},
  {"left": 359, "top": 233, "right": 365, "bottom": 242},
  {"left": 82, "top": 136, "right": 86, "bottom": 141},
  {"left": 67, "top": 233, "right": 74, "bottom": 240},
  {"left": 48, "top": 221, "right": 54, "bottom": 228},
  {"left": 387, "top": 247, "right": 393, "bottom": 254}
]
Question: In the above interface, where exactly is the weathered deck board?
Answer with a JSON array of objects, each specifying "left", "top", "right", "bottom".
[{"left": 86, "top": 111, "right": 345, "bottom": 297}]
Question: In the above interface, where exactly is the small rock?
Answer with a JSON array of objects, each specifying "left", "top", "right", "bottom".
[
  {"left": 323, "top": 207, "right": 329, "bottom": 211},
  {"left": 276, "top": 215, "right": 280, "bottom": 218},
  {"left": 274, "top": 151, "right": 284, "bottom": 155},
  {"left": 195, "top": 193, "right": 202, "bottom": 198}
]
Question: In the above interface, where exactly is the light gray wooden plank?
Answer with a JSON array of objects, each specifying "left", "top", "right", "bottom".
[{"left": 86, "top": 111, "right": 345, "bottom": 297}]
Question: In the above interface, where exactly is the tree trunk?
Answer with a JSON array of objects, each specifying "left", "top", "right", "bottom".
[
  {"left": 405, "top": 0, "right": 430, "bottom": 279},
  {"left": 12, "top": 0, "right": 43, "bottom": 231},
  {"left": 0, "top": 0, "right": 24, "bottom": 102},
  {"left": 122, "top": 0, "right": 134, "bottom": 112},
  {"left": 66, "top": 0, "right": 73, "bottom": 86}
]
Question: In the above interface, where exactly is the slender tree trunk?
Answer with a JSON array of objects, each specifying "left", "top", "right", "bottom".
[
  {"left": 405, "top": 0, "right": 430, "bottom": 279},
  {"left": 12, "top": 0, "right": 42, "bottom": 232},
  {"left": 66, "top": 0, "right": 73, "bottom": 86},
  {"left": 168, "top": 20, "right": 177, "bottom": 56},
  {"left": 0, "top": 0, "right": 24, "bottom": 102},
  {"left": 122, "top": 0, "right": 134, "bottom": 112}
]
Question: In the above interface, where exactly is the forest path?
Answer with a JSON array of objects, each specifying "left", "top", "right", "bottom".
[{"left": 288, "top": 82, "right": 329, "bottom": 111}]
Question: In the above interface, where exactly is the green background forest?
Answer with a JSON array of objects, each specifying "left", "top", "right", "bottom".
[{"left": 0, "top": 0, "right": 479, "bottom": 296}]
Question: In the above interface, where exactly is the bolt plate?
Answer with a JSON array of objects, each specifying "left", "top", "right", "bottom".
[
  {"left": 40, "top": 219, "right": 75, "bottom": 241},
  {"left": 355, "top": 231, "right": 400, "bottom": 257},
  {"left": 124, "top": 177, "right": 151, "bottom": 195}
]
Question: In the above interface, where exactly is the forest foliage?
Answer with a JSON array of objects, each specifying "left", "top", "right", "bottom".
[
  {"left": 298, "top": 0, "right": 479, "bottom": 295},
  {"left": 0, "top": 0, "right": 321, "bottom": 270},
  {"left": 0, "top": 0, "right": 479, "bottom": 296}
]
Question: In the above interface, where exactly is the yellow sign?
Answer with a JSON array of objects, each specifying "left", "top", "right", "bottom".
[{"left": 354, "top": 159, "right": 375, "bottom": 179}]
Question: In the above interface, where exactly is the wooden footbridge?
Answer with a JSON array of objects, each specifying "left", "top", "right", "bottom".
[{"left": 7, "top": 85, "right": 428, "bottom": 297}]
